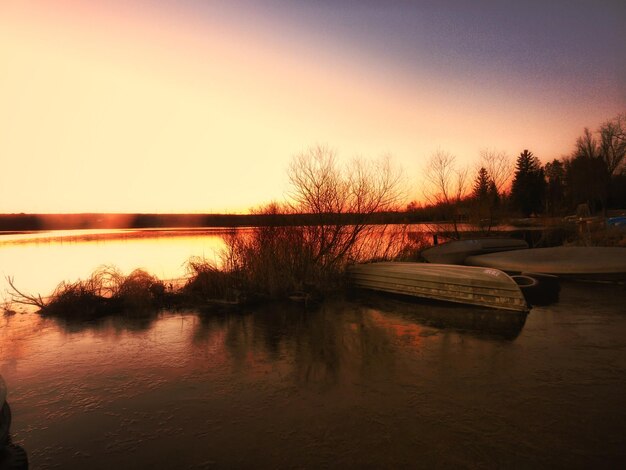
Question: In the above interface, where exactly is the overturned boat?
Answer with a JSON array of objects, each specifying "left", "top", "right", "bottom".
[
  {"left": 348, "top": 262, "right": 529, "bottom": 312},
  {"left": 421, "top": 238, "right": 528, "bottom": 265},
  {"left": 465, "top": 246, "right": 626, "bottom": 281}
]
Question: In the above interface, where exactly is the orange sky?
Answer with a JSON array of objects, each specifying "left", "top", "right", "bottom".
[{"left": 1, "top": 0, "right": 624, "bottom": 213}]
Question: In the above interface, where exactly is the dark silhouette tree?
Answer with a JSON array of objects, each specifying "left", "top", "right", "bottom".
[
  {"left": 544, "top": 159, "right": 566, "bottom": 215},
  {"left": 599, "top": 113, "right": 626, "bottom": 176},
  {"left": 488, "top": 180, "right": 499, "bottom": 209},
  {"left": 510, "top": 149, "right": 546, "bottom": 217},
  {"left": 540, "top": 112, "right": 625, "bottom": 215},
  {"left": 472, "top": 167, "right": 491, "bottom": 200},
  {"left": 564, "top": 154, "right": 607, "bottom": 214},
  {"left": 565, "top": 127, "right": 610, "bottom": 214},
  {"left": 599, "top": 113, "right": 626, "bottom": 209},
  {"left": 471, "top": 167, "right": 499, "bottom": 231}
]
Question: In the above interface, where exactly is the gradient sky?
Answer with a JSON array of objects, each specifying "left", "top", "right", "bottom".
[{"left": 1, "top": 0, "right": 624, "bottom": 213}]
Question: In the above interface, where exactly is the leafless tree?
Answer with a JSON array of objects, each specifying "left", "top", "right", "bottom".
[
  {"left": 479, "top": 148, "right": 513, "bottom": 194},
  {"left": 422, "top": 150, "right": 469, "bottom": 238},
  {"left": 575, "top": 127, "right": 600, "bottom": 160},
  {"left": 287, "top": 146, "right": 404, "bottom": 215},
  {"left": 599, "top": 112, "right": 626, "bottom": 176},
  {"left": 287, "top": 145, "right": 406, "bottom": 269},
  {"left": 222, "top": 146, "right": 408, "bottom": 298}
]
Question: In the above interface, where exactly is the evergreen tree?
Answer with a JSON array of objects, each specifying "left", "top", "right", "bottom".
[
  {"left": 471, "top": 167, "right": 499, "bottom": 231},
  {"left": 510, "top": 150, "right": 546, "bottom": 217},
  {"left": 488, "top": 180, "right": 499, "bottom": 209},
  {"left": 472, "top": 167, "right": 491, "bottom": 201}
]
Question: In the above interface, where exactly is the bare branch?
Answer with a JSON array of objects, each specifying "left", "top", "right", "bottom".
[
  {"left": 479, "top": 148, "right": 513, "bottom": 194},
  {"left": 6, "top": 276, "right": 47, "bottom": 309}
]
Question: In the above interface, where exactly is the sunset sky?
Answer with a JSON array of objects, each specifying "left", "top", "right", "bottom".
[{"left": 1, "top": 0, "right": 624, "bottom": 213}]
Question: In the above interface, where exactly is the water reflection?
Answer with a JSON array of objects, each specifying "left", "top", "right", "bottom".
[
  {"left": 49, "top": 312, "right": 160, "bottom": 334},
  {"left": 187, "top": 301, "right": 408, "bottom": 388},
  {"left": 2, "top": 284, "right": 625, "bottom": 468},
  {"left": 354, "top": 293, "right": 528, "bottom": 340}
]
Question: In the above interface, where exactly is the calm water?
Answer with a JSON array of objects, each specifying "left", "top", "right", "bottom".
[
  {"left": 0, "top": 229, "right": 229, "bottom": 297},
  {"left": 1, "top": 230, "right": 626, "bottom": 468}
]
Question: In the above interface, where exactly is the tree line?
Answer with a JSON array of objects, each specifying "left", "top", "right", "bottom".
[{"left": 415, "top": 111, "right": 625, "bottom": 230}]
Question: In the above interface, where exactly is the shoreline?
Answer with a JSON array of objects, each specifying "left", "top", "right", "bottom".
[{"left": 0, "top": 212, "right": 424, "bottom": 232}]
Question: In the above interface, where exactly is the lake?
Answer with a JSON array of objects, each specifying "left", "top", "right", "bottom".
[
  {"left": 0, "top": 229, "right": 231, "bottom": 298},
  {"left": 1, "top": 229, "right": 625, "bottom": 468}
]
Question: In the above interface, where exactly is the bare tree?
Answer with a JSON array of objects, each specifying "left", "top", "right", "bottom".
[
  {"left": 422, "top": 150, "right": 469, "bottom": 238},
  {"left": 571, "top": 126, "right": 616, "bottom": 214},
  {"left": 223, "top": 146, "right": 408, "bottom": 298},
  {"left": 287, "top": 146, "right": 404, "bottom": 215},
  {"left": 479, "top": 148, "right": 513, "bottom": 194},
  {"left": 287, "top": 145, "right": 406, "bottom": 269},
  {"left": 599, "top": 112, "right": 626, "bottom": 176},
  {"left": 288, "top": 146, "right": 346, "bottom": 214},
  {"left": 575, "top": 127, "right": 600, "bottom": 159}
]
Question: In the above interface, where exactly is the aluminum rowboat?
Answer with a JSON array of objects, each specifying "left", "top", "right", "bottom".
[{"left": 348, "top": 262, "right": 529, "bottom": 312}]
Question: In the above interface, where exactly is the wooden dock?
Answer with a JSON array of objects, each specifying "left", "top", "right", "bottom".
[{"left": 348, "top": 262, "right": 529, "bottom": 312}]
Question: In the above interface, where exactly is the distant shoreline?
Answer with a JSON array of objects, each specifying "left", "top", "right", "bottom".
[{"left": 0, "top": 212, "right": 423, "bottom": 232}]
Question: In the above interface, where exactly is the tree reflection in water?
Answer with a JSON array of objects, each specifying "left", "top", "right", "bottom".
[
  {"left": 3, "top": 282, "right": 626, "bottom": 468},
  {"left": 186, "top": 294, "right": 526, "bottom": 390}
]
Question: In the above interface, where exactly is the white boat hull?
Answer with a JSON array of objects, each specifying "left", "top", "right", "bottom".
[
  {"left": 349, "top": 262, "right": 529, "bottom": 312},
  {"left": 421, "top": 238, "right": 528, "bottom": 264},
  {"left": 465, "top": 246, "right": 626, "bottom": 280}
]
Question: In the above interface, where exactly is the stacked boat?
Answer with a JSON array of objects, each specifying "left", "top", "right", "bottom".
[
  {"left": 349, "top": 237, "right": 625, "bottom": 312},
  {"left": 420, "top": 238, "right": 626, "bottom": 281},
  {"left": 465, "top": 246, "right": 626, "bottom": 281},
  {"left": 420, "top": 238, "right": 529, "bottom": 265}
]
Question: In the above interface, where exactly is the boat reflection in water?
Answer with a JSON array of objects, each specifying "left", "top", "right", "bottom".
[{"left": 352, "top": 291, "right": 528, "bottom": 341}]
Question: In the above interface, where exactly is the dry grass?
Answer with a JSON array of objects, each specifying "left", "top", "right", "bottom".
[
  {"left": 182, "top": 257, "right": 243, "bottom": 304},
  {"left": 7, "top": 266, "right": 167, "bottom": 318},
  {"left": 222, "top": 225, "right": 319, "bottom": 299}
]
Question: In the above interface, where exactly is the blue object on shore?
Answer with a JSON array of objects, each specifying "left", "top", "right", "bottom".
[{"left": 607, "top": 216, "right": 626, "bottom": 227}]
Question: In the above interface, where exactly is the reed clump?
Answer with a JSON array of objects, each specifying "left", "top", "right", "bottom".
[
  {"left": 219, "top": 215, "right": 416, "bottom": 301},
  {"left": 114, "top": 269, "right": 167, "bottom": 311},
  {"left": 230, "top": 226, "right": 331, "bottom": 299},
  {"left": 182, "top": 257, "right": 244, "bottom": 305},
  {"left": 8, "top": 267, "right": 167, "bottom": 318}
]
